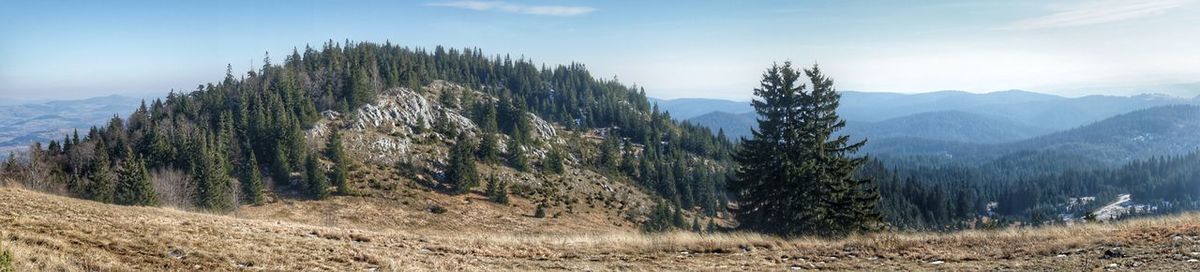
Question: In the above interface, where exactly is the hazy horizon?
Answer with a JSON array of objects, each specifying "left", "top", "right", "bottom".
[{"left": 4, "top": 0, "right": 1199, "bottom": 101}]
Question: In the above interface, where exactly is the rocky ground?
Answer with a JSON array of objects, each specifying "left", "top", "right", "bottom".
[{"left": 3, "top": 187, "right": 1200, "bottom": 271}]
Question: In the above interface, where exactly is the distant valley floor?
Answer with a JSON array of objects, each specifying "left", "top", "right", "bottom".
[{"left": 2, "top": 187, "right": 1200, "bottom": 271}]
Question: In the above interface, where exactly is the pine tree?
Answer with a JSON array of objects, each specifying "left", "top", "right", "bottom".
[
  {"left": 325, "top": 129, "right": 350, "bottom": 195},
  {"left": 89, "top": 143, "right": 115, "bottom": 203},
  {"left": 240, "top": 143, "right": 264, "bottom": 205},
  {"left": 507, "top": 133, "right": 529, "bottom": 172},
  {"left": 730, "top": 62, "right": 880, "bottom": 237},
  {"left": 305, "top": 154, "right": 330, "bottom": 200},
  {"left": 115, "top": 153, "right": 157, "bottom": 206},
  {"left": 271, "top": 142, "right": 291, "bottom": 186},
  {"left": 447, "top": 134, "right": 479, "bottom": 194},
  {"left": 485, "top": 174, "right": 509, "bottom": 204},
  {"left": 803, "top": 65, "right": 882, "bottom": 234},
  {"left": 478, "top": 133, "right": 499, "bottom": 164},
  {"left": 641, "top": 200, "right": 672, "bottom": 232},
  {"left": 192, "top": 136, "right": 233, "bottom": 211},
  {"left": 543, "top": 146, "right": 565, "bottom": 174}
]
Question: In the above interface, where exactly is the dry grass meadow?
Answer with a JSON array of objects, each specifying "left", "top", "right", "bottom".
[{"left": 2, "top": 186, "right": 1200, "bottom": 271}]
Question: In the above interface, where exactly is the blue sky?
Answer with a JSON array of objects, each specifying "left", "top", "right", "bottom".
[{"left": 2, "top": 0, "right": 1199, "bottom": 101}]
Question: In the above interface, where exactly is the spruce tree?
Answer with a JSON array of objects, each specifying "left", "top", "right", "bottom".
[
  {"left": 89, "top": 144, "right": 116, "bottom": 204},
  {"left": 507, "top": 133, "right": 529, "bottom": 172},
  {"left": 239, "top": 143, "right": 264, "bottom": 205},
  {"left": 305, "top": 154, "right": 330, "bottom": 200},
  {"left": 447, "top": 134, "right": 479, "bottom": 194},
  {"left": 325, "top": 129, "right": 350, "bottom": 195},
  {"left": 270, "top": 142, "right": 291, "bottom": 186},
  {"left": 485, "top": 174, "right": 509, "bottom": 204},
  {"left": 478, "top": 132, "right": 499, "bottom": 164},
  {"left": 543, "top": 146, "right": 565, "bottom": 174},
  {"left": 641, "top": 200, "right": 672, "bottom": 233},
  {"left": 730, "top": 62, "right": 880, "bottom": 237},
  {"left": 115, "top": 153, "right": 157, "bottom": 206},
  {"left": 192, "top": 136, "right": 233, "bottom": 211}
]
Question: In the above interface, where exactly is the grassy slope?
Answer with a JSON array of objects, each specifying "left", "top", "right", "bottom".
[{"left": 3, "top": 187, "right": 1200, "bottom": 271}]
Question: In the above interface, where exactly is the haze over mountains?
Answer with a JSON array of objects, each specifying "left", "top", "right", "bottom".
[
  {"left": 0, "top": 95, "right": 143, "bottom": 154},
  {"left": 673, "top": 90, "right": 1198, "bottom": 138}
]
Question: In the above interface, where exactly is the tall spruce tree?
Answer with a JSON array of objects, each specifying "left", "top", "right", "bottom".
[
  {"left": 325, "top": 129, "right": 350, "bottom": 195},
  {"left": 447, "top": 134, "right": 479, "bottom": 194},
  {"left": 193, "top": 135, "right": 233, "bottom": 211},
  {"left": 543, "top": 146, "right": 565, "bottom": 174},
  {"left": 730, "top": 62, "right": 880, "bottom": 237},
  {"left": 89, "top": 142, "right": 116, "bottom": 203},
  {"left": 507, "top": 132, "right": 529, "bottom": 172},
  {"left": 115, "top": 153, "right": 157, "bottom": 206},
  {"left": 240, "top": 142, "right": 265, "bottom": 205},
  {"left": 305, "top": 154, "right": 330, "bottom": 200}
]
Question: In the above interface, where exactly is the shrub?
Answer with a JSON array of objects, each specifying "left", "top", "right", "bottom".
[
  {"left": 0, "top": 241, "right": 12, "bottom": 272},
  {"left": 534, "top": 204, "right": 546, "bottom": 218}
]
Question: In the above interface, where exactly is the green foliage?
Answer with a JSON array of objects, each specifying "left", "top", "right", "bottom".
[
  {"left": 0, "top": 241, "right": 11, "bottom": 272},
  {"left": 731, "top": 62, "right": 881, "bottom": 237},
  {"left": 15, "top": 41, "right": 734, "bottom": 220},
  {"left": 239, "top": 144, "right": 264, "bottom": 205},
  {"left": 192, "top": 135, "right": 233, "bottom": 211},
  {"left": 534, "top": 203, "right": 547, "bottom": 218},
  {"left": 305, "top": 154, "right": 330, "bottom": 200},
  {"left": 271, "top": 143, "right": 291, "bottom": 186},
  {"left": 641, "top": 200, "right": 673, "bottom": 233},
  {"left": 326, "top": 129, "right": 350, "bottom": 195},
  {"left": 507, "top": 133, "right": 529, "bottom": 172},
  {"left": 543, "top": 146, "right": 565, "bottom": 174},
  {"left": 485, "top": 174, "right": 509, "bottom": 204},
  {"left": 447, "top": 134, "right": 479, "bottom": 194},
  {"left": 88, "top": 143, "right": 115, "bottom": 204},
  {"left": 115, "top": 153, "right": 157, "bottom": 206}
]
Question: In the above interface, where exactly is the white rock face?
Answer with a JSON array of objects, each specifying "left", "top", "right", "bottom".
[{"left": 345, "top": 86, "right": 476, "bottom": 164}]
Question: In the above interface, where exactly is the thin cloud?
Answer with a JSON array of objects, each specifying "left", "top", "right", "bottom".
[
  {"left": 427, "top": 1, "right": 595, "bottom": 17},
  {"left": 1002, "top": 0, "right": 1190, "bottom": 30}
]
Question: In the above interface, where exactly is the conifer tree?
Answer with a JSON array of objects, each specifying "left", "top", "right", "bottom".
[
  {"left": 485, "top": 174, "right": 509, "bottom": 204},
  {"left": 447, "top": 134, "right": 479, "bottom": 194},
  {"left": 642, "top": 200, "right": 672, "bottom": 232},
  {"left": 192, "top": 136, "right": 233, "bottom": 211},
  {"left": 507, "top": 133, "right": 529, "bottom": 172},
  {"left": 239, "top": 143, "right": 264, "bottom": 205},
  {"left": 115, "top": 153, "right": 157, "bottom": 206},
  {"left": 543, "top": 146, "right": 565, "bottom": 174},
  {"left": 730, "top": 62, "right": 880, "bottom": 237},
  {"left": 325, "top": 129, "right": 350, "bottom": 195},
  {"left": 305, "top": 154, "right": 330, "bottom": 200},
  {"left": 270, "top": 142, "right": 291, "bottom": 186},
  {"left": 477, "top": 132, "right": 499, "bottom": 164},
  {"left": 89, "top": 143, "right": 116, "bottom": 204}
]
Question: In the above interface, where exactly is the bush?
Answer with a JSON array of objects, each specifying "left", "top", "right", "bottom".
[
  {"left": 534, "top": 204, "right": 547, "bottom": 218},
  {"left": 0, "top": 242, "right": 12, "bottom": 272}
]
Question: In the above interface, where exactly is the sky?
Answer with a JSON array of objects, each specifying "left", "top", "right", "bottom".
[{"left": 2, "top": 0, "right": 1199, "bottom": 101}]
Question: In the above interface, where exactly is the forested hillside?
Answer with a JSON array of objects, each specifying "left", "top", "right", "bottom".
[{"left": 0, "top": 41, "right": 733, "bottom": 230}]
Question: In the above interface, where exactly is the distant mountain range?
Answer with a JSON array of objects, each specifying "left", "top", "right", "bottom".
[
  {"left": 664, "top": 90, "right": 1199, "bottom": 142},
  {"left": 0, "top": 95, "right": 143, "bottom": 154},
  {"left": 863, "top": 105, "right": 1200, "bottom": 170},
  {"left": 658, "top": 90, "right": 1200, "bottom": 169}
]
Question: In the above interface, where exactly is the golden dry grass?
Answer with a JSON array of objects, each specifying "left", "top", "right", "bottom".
[{"left": 2, "top": 186, "right": 1200, "bottom": 271}]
